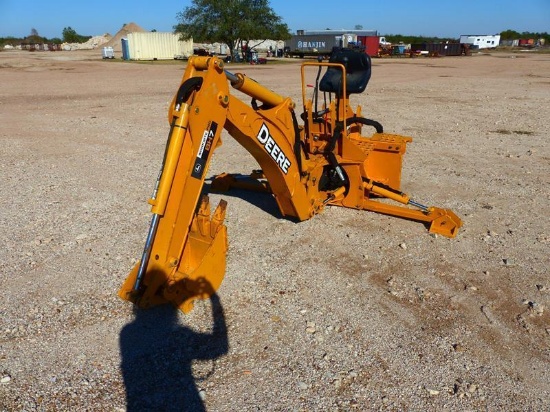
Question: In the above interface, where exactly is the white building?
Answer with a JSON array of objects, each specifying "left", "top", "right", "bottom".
[
  {"left": 460, "top": 35, "right": 501, "bottom": 49},
  {"left": 125, "top": 32, "right": 193, "bottom": 60}
]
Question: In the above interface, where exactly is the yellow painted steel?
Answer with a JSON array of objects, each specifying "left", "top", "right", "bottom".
[
  {"left": 363, "top": 180, "right": 409, "bottom": 204},
  {"left": 229, "top": 72, "right": 285, "bottom": 107},
  {"left": 149, "top": 103, "right": 190, "bottom": 215},
  {"left": 119, "top": 53, "right": 462, "bottom": 315},
  {"left": 119, "top": 56, "right": 231, "bottom": 311}
]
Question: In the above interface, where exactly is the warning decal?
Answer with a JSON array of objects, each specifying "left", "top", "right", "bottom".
[{"left": 191, "top": 121, "right": 218, "bottom": 179}]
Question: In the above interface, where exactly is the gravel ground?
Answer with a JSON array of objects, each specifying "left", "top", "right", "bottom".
[{"left": 1, "top": 49, "right": 549, "bottom": 411}]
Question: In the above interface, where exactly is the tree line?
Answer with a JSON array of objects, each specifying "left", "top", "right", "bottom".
[
  {"left": 384, "top": 30, "right": 549, "bottom": 45},
  {"left": 499, "top": 29, "right": 549, "bottom": 42},
  {"left": 0, "top": 27, "right": 91, "bottom": 46}
]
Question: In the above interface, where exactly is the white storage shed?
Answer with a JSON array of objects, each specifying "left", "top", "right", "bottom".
[{"left": 126, "top": 32, "right": 193, "bottom": 60}]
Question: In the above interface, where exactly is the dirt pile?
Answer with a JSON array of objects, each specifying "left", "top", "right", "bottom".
[
  {"left": 102, "top": 22, "right": 147, "bottom": 51},
  {"left": 61, "top": 34, "right": 112, "bottom": 51}
]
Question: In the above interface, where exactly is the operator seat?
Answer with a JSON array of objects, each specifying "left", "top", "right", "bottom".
[{"left": 319, "top": 48, "right": 372, "bottom": 96}]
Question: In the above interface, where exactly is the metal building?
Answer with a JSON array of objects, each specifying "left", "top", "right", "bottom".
[{"left": 124, "top": 32, "right": 193, "bottom": 60}]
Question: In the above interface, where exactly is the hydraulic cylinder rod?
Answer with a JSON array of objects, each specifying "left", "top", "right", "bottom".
[
  {"left": 363, "top": 180, "right": 429, "bottom": 212},
  {"left": 133, "top": 102, "right": 190, "bottom": 292},
  {"left": 225, "top": 70, "right": 285, "bottom": 107}
]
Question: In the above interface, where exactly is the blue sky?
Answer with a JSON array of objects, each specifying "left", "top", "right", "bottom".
[{"left": 1, "top": 0, "right": 548, "bottom": 39}]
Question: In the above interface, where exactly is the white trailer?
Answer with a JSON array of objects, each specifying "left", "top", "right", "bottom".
[{"left": 460, "top": 35, "right": 501, "bottom": 49}]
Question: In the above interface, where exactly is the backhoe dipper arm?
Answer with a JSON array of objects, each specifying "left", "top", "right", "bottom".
[
  {"left": 119, "top": 57, "right": 233, "bottom": 312},
  {"left": 119, "top": 57, "right": 317, "bottom": 311}
]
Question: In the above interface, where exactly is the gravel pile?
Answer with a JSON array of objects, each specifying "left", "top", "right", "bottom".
[{"left": 61, "top": 34, "right": 111, "bottom": 51}]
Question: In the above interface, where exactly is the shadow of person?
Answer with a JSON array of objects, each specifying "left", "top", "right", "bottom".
[{"left": 119, "top": 290, "right": 228, "bottom": 411}]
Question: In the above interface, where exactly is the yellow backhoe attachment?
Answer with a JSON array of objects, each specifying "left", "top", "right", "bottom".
[{"left": 119, "top": 50, "right": 462, "bottom": 314}]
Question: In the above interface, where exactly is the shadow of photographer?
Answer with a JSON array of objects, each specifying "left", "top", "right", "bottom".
[{"left": 119, "top": 278, "right": 228, "bottom": 411}]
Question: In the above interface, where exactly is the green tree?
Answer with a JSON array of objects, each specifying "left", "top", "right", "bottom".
[
  {"left": 62, "top": 27, "right": 78, "bottom": 42},
  {"left": 174, "top": 0, "right": 290, "bottom": 61},
  {"left": 500, "top": 29, "right": 521, "bottom": 40},
  {"left": 62, "top": 27, "right": 91, "bottom": 43},
  {"left": 26, "top": 28, "right": 45, "bottom": 44}
]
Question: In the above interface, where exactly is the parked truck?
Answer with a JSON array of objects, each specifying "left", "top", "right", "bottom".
[{"left": 284, "top": 30, "right": 386, "bottom": 59}]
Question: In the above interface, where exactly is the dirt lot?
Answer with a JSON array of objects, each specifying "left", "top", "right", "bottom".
[{"left": 1, "top": 48, "right": 549, "bottom": 411}]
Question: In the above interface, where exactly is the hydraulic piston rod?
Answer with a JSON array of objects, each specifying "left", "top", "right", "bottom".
[{"left": 225, "top": 70, "right": 286, "bottom": 107}]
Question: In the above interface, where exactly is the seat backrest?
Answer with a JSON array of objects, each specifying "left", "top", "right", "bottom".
[{"left": 319, "top": 48, "right": 372, "bottom": 96}]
